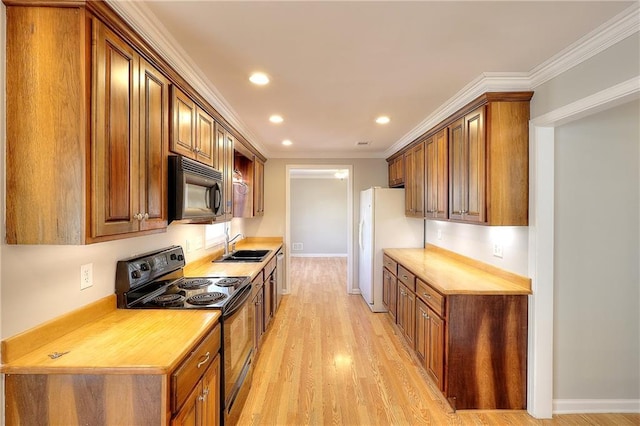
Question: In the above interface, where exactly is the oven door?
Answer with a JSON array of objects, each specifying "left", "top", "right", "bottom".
[{"left": 222, "top": 284, "right": 254, "bottom": 422}]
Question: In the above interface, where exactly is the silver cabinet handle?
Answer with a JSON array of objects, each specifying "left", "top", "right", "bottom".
[
  {"left": 423, "top": 293, "right": 431, "bottom": 299},
  {"left": 197, "top": 351, "right": 210, "bottom": 369},
  {"left": 143, "top": 213, "right": 149, "bottom": 220}
]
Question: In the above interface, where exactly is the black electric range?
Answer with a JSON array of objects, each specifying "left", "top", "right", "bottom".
[{"left": 115, "top": 245, "right": 251, "bottom": 311}]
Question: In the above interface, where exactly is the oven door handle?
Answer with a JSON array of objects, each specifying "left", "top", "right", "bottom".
[{"left": 223, "top": 284, "right": 252, "bottom": 319}]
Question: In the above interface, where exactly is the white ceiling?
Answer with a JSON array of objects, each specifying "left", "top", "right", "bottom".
[{"left": 134, "top": 1, "right": 633, "bottom": 159}]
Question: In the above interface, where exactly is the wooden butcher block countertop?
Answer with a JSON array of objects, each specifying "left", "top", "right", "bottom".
[
  {"left": 1, "top": 295, "right": 220, "bottom": 375},
  {"left": 184, "top": 237, "right": 283, "bottom": 279},
  {"left": 384, "top": 245, "right": 531, "bottom": 295}
]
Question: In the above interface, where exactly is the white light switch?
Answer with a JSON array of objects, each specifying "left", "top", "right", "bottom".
[{"left": 492, "top": 243, "right": 503, "bottom": 258}]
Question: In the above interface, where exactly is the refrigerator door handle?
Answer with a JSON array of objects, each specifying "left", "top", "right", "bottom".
[{"left": 358, "top": 219, "right": 364, "bottom": 251}]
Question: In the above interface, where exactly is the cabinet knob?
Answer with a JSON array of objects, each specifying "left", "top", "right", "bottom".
[
  {"left": 423, "top": 293, "right": 431, "bottom": 299},
  {"left": 143, "top": 213, "right": 149, "bottom": 220}
]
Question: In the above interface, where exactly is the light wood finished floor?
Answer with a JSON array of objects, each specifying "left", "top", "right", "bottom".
[{"left": 237, "top": 257, "right": 639, "bottom": 425}]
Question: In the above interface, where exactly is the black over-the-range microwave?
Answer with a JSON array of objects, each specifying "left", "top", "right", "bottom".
[{"left": 168, "top": 155, "right": 224, "bottom": 223}]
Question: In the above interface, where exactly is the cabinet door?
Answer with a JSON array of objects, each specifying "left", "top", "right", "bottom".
[
  {"left": 388, "top": 274, "right": 398, "bottom": 322},
  {"left": 397, "top": 284, "right": 407, "bottom": 334},
  {"left": 449, "top": 107, "right": 485, "bottom": 223},
  {"left": 201, "top": 356, "right": 221, "bottom": 426},
  {"left": 426, "top": 129, "right": 448, "bottom": 219},
  {"left": 404, "top": 143, "right": 424, "bottom": 217},
  {"left": 172, "top": 381, "right": 201, "bottom": 426},
  {"left": 253, "top": 289, "right": 264, "bottom": 353},
  {"left": 264, "top": 277, "right": 272, "bottom": 331},
  {"left": 171, "top": 86, "right": 197, "bottom": 158},
  {"left": 216, "top": 125, "right": 234, "bottom": 221},
  {"left": 427, "top": 308, "right": 445, "bottom": 391},
  {"left": 404, "top": 149, "right": 414, "bottom": 215},
  {"left": 92, "top": 21, "right": 140, "bottom": 237},
  {"left": 382, "top": 268, "right": 391, "bottom": 310},
  {"left": 405, "top": 289, "right": 416, "bottom": 349},
  {"left": 139, "top": 58, "right": 169, "bottom": 231},
  {"left": 464, "top": 107, "right": 485, "bottom": 223},
  {"left": 415, "top": 299, "right": 429, "bottom": 366},
  {"left": 449, "top": 118, "right": 465, "bottom": 221},
  {"left": 195, "top": 108, "right": 215, "bottom": 167},
  {"left": 253, "top": 158, "right": 265, "bottom": 216}
]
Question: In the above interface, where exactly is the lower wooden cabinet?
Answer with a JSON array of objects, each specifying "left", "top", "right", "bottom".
[
  {"left": 385, "top": 256, "right": 528, "bottom": 410},
  {"left": 5, "top": 324, "right": 222, "bottom": 425},
  {"left": 396, "top": 282, "right": 416, "bottom": 349},
  {"left": 252, "top": 274, "right": 265, "bottom": 353},
  {"left": 173, "top": 355, "right": 220, "bottom": 426}
]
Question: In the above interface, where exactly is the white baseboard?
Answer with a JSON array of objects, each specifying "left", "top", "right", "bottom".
[
  {"left": 553, "top": 399, "right": 640, "bottom": 414},
  {"left": 290, "top": 253, "right": 348, "bottom": 258}
]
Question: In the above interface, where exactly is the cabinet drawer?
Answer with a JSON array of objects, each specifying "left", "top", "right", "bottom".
[
  {"left": 383, "top": 255, "right": 397, "bottom": 275},
  {"left": 397, "top": 265, "right": 415, "bottom": 292},
  {"left": 416, "top": 278, "right": 445, "bottom": 316},
  {"left": 265, "top": 256, "right": 276, "bottom": 277},
  {"left": 171, "top": 324, "right": 221, "bottom": 413}
]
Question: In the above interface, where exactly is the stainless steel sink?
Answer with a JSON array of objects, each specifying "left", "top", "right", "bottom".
[{"left": 214, "top": 249, "right": 271, "bottom": 263}]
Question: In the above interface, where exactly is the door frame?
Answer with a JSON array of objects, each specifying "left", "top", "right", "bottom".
[
  {"left": 527, "top": 77, "right": 639, "bottom": 418},
  {"left": 285, "top": 164, "right": 354, "bottom": 294}
]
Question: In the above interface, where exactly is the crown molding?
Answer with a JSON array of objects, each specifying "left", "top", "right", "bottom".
[
  {"left": 531, "top": 76, "right": 640, "bottom": 127},
  {"left": 529, "top": 3, "right": 640, "bottom": 89},
  {"left": 105, "top": 0, "right": 638, "bottom": 160}
]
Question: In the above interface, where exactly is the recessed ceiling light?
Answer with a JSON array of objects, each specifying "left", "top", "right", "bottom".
[
  {"left": 282, "top": 139, "right": 292, "bottom": 146},
  {"left": 249, "top": 72, "right": 269, "bottom": 85},
  {"left": 269, "top": 115, "right": 284, "bottom": 123},
  {"left": 375, "top": 116, "right": 390, "bottom": 124}
]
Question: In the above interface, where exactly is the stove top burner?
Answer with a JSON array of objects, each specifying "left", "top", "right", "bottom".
[
  {"left": 179, "top": 278, "right": 213, "bottom": 290},
  {"left": 153, "top": 293, "right": 185, "bottom": 307},
  {"left": 187, "top": 292, "right": 227, "bottom": 306},
  {"left": 216, "top": 277, "right": 244, "bottom": 287}
]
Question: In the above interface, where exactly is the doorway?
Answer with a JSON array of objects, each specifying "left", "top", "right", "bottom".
[{"left": 285, "top": 165, "right": 354, "bottom": 294}]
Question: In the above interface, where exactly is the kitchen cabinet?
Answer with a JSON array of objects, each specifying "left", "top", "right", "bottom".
[
  {"left": 252, "top": 273, "right": 265, "bottom": 353},
  {"left": 396, "top": 282, "right": 416, "bottom": 349},
  {"left": 425, "top": 128, "right": 448, "bottom": 220},
  {"left": 383, "top": 248, "right": 529, "bottom": 410},
  {"left": 171, "top": 86, "right": 216, "bottom": 168},
  {"left": 216, "top": 124, "right": 234, "bottom": 221},
  {"left": 387, "top": 155, "right": 404, "bottom": 187},
  {"left": 3, "top": 299, "right": 222, "bottom": 425},
  {"left": 404, "top": 142, "right": 425, "bottom": 218},
  {"left": 93, "top": 21, "right": 170, "bottom": 238},
  {"left": 382, "top": 255, "right": 398, "bottom": 320},
  {"left": 173, "top": 356, "right": 220, "bottom": 426},
  {"left": 253, "top": 158, "right": 265, "bottom": 216},
  {"left": 449, "top": 107, "right": 484, "bottom": 223}
]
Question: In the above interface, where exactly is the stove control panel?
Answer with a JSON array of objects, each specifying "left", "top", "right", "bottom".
[{"left": 116, "top": 246, "right": 186, "bottom": 297}]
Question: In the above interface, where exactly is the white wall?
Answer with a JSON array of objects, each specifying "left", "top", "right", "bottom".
[
  {"left": 290, "top": 177, "right": 348, "bottom": 255},
  {"left": 1, "top": 224, "right": 227, "bottom": 338},
  {"left": 554, "top": 100, "right": 639, "bottom": 400},
  {"left": 426, "top": 221, "right": 529, "bottom": 276}
]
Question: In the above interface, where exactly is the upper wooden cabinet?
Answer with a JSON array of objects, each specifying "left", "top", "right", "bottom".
[
  {"left": 448, "top": 96, "right": 531, "bottom": 225},
  {"left": 425, "top": 128, "right": 448, "bottom": 220},
  {"left": 389, "top": 92, "right": 532, "bottom": 226},
  {"left": 404, "top": 142, "right": 425, "bottom": 218},
  {"left": 253, "top": 158, "right": 265, "bottom": 217},
  {"left": 171, "top": 86, "right": 216, "bottom": 168},
  {"left": 387, "top": 155, "right": 404, "bottom": 187},
  {"left": 92, "top": 21, "right": 169, "bottom": 238},
  {"left": 216, "top": 124, "right": 234, "bottom": 221},
  {"left": 5, "top": 5, "right": 170, "bottom": 244}
]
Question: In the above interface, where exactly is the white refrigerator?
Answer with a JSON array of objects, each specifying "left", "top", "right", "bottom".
[{"left": 358, "top": 187, "right": 424, "bottom": 312}]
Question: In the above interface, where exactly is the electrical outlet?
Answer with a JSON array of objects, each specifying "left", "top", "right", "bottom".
[
  {"left": 292, "top": 243, "right": 303, "bottom": 251},
  {"left": 492, "top": 243, "right": 503, "bottom": 258},
  {"left": 80, "top": 263, "right": 93, "bottom": 290},
  {"left": 437, "top": 229, "right": 442, "bottom": 240}
]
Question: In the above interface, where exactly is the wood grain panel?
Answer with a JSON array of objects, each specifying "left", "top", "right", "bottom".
[
  {"left": 6, "top": 374, "right": 164, "bottom": 425},
  {"left": 5, "top": 6, "right": 88, "bottom": 244},
  {"left": 465, "top": 106, "right": 486, "bottom": 223},
  {"left": 446, "top": 294, "right": 527, "bottom": 409},
  {"left": 486, "top": 100, "right": 531, "bottom": 225}
]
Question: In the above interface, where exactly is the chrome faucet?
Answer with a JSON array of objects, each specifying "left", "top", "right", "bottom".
[{"left": 224, "top": 226, "right": 244, "bottom": 257}]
